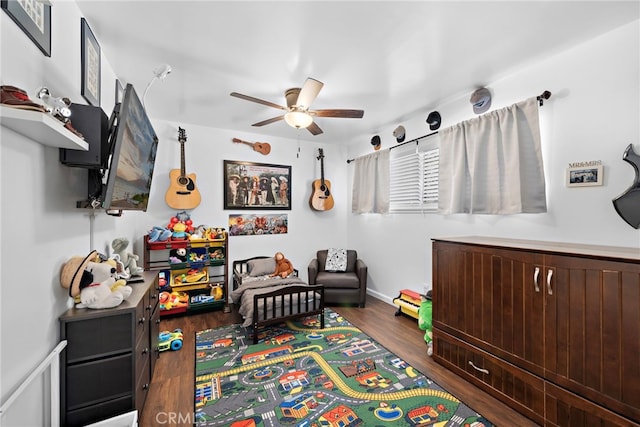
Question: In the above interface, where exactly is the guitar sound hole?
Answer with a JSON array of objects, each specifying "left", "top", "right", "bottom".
[{"left": 178, "top": 177, "right": 189, "bottom": 186}]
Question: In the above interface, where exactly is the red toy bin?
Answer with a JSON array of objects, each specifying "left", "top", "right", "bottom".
[{"left": 146, "top": 235, "right": 189, "bottom": 250}]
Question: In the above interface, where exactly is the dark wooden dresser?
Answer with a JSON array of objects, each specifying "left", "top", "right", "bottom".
[
  {"left": 432, "top": 236, "right": 640, "bottom": 426},
  {"left": 59, "top": 271, "right": 159, "bottom": 426}
]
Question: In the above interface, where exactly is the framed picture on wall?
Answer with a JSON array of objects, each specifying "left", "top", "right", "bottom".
[
  {"left": 1, "top": 0, "right": 51, "bottom": 56},
  {"left": 81, "top": 18, "right": 101, "bottom": 106},
  {"left": 566, "top": 164, "right": 603, "bottom": 187},
  {"left": 224, "top": 160, "right": 291, "bottom": 210}
]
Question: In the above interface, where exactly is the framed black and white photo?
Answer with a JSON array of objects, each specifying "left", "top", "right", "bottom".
[
  {"left": 81, "top": 18, "right": 101, "bottom": 106},
  {"left": 2, "top": 0, "right": 51, "bottom": 56},
  {"left": 224, "top": 160, "right": 291, "bottom": 210},
  {"left": 566, "top": 163, "right": 603, "bottom": 187}
]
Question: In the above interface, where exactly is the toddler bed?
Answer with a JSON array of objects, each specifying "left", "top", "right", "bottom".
[{"left": 231, "top": 256, "right": 325, "bottom": 343}]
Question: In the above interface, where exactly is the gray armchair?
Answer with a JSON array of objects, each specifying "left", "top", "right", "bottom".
[{"left": 308, "top": 249, "right": 367, "bottom": 307}]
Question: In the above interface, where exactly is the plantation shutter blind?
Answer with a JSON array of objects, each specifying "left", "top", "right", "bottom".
[{"left": 389, "top": 134, "right": 440, "bottom": 213}]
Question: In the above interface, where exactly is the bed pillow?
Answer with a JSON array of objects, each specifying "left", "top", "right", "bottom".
[{"left": 248, "top": 257, "right": 276, "bottom": 277}]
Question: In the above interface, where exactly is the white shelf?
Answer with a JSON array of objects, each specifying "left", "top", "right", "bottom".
[{"left": 0, "top": 106, "right": 89, "bottom": 151}]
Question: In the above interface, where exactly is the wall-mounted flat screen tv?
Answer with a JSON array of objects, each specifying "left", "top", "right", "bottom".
[{"left": 101, "top": 83, "right": 158, "bottom": 211}]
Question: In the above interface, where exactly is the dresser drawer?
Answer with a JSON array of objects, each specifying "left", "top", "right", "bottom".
[
  {"left": 433, "top": 329, "right": 545, "bottom": 425},
  {"left": 66, "top": 354, "right": 133, "bottom": 409},
  {"left": 64, "top": 314, "right": 132, "bottom": 363}
]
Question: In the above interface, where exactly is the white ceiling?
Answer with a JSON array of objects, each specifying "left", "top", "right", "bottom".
[{"left": 75, "top": 1, "right": 639, "bottom": 143}]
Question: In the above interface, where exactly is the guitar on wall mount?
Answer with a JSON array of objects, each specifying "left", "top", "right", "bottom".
[
  {"left": 310, "top": 148, "right": 334, "bottom": 211},
  {"left": 165, "top": 127, "right": 201, "bottom": 210},
  {"left": 232, "top": 137, "right": 271, "bottom": 155}
]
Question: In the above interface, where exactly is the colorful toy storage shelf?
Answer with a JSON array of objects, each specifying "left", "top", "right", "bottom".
[{"left": 143, "top": 232, "right": 228, "bottom": 316}]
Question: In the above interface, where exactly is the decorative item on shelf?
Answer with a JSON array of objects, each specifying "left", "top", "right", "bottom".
[
  {"left": 112, "top": 237, "right": 144, "bottom": 276},
  {"left": 393, "top": 125, "right": 406, "bottom": 143},
  {"left": 0, "top": 85, "right": 46, "bottom": 112},
  {"left": 167, "top": 210, "right": 195, "bottom": 240},
  {"left": 81, "top": 18, "right": 101, "bottom": 106},
  {"left": 426, "top": 111, "right": 441, "bottom": 131},
  {"left": 2, "top": 0, "right": 51, "bottom": 56}
]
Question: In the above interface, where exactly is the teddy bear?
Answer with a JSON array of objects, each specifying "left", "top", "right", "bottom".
[
  {"left": 112, "top": 237, "right": 144, "bottom": 276},
  {"left": 270, "top": 251, "right": 294, "bottom": 278},
  {"left": 60, "top": 251, "right": 133, "bottom": 309}
]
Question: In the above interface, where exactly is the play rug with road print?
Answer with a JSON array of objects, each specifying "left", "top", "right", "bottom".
[{"left": 194, "top": 308, "right": 494, "bottom": 426}]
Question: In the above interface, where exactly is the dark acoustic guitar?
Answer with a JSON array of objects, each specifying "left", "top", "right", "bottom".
[
  {"left": 310, "top": 148, "right": 334, "bottom": 211},
  {"left": 232, "top": 137, "right": 271, "bottom": 155},
  {"left": 165, "top": 127, "right": 201, "bottom": 209}
]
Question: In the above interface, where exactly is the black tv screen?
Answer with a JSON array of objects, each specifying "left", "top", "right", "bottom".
[{"left": 102, "top": 83, "right": 158, "bottom": 211}]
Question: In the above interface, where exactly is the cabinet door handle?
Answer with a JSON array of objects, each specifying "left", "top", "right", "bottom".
[
  {"left": 533, "top": 267, "right": 541, "bottom": 292},
  {"left": 142, "top": 347, "right": 149, "bottom": 354},
  {"left": 468, "top": 360, "right": 489, "bottom": 375},
  {"left": 138, "top": 317, "right": 146, "bottom": 324},
  {"left": 546, "top": 269, "right": 553, "bottom": 295}
]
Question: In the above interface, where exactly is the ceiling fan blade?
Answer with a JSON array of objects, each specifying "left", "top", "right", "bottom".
[
  {"left": 313, "top": 109, "right": 365, "bottom": 118},
  {"left": 230, "top": 92, "right": 287, "bottom": 110},
  {"left": 307, "top": 121, "right": 323, "bottom": 135},
  {"left": 295, "top": 78, "right": 324, "bottom": 110},
  {"left": 252, "top": 115, "right": 284, "bottom": 127}
]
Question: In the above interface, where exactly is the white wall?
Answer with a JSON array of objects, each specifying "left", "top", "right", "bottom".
[
  {"left": 346, "top": 20, "right": 640, "bottom": 303},
  {"left": 0, "top": 3, "right": 347, "bottom": 423},
  {"left": 1, "top": 1, "right": 638, "bottom": 424}
]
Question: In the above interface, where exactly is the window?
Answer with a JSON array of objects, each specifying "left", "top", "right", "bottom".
[{"left": 389, "top": 134, "right": 439, "bottom": 213}]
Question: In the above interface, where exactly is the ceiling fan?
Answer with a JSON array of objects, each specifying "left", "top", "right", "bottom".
[{"left": 230, "top": 77, "right": 364, "bottom": 135}]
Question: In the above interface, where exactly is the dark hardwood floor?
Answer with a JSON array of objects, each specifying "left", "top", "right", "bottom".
[{"left": 141, "top": 297, "right": 539, "bottom": 427}]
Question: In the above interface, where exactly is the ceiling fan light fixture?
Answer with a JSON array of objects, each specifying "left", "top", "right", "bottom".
[{"left": 284, "top": 111, "right": 313, "bottom": 129}]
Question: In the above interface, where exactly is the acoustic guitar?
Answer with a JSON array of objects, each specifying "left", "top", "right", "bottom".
[
  {"left": 165, "top": 127, "right": 202, "bottom": 210},
  {"left": 232, "top": 137, "right": 271, "bottom": 155},
  {"left": 310, "top": 148, "right": 334, "bottom": 211}
]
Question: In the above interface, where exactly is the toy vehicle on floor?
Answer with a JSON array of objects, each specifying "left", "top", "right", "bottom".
[{"left": 159, "top": 328, "right": 184, "bottom": 352}]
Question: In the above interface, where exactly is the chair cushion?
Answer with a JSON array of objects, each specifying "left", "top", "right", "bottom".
[{"left": 316, "top": 271, "right": 360, "bottom": 289}]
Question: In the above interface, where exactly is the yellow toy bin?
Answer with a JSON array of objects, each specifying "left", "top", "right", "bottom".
[{"left": 170, "top": 267, "right": 209, "bottom": 288}]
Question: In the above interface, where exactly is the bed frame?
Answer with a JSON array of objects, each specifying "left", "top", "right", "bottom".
[{"left": 233, "top": 256, "right": 325, "bottom": 344}]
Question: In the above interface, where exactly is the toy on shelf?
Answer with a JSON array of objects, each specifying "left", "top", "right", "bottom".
[
  {"left": 171, "top": 268, "right": 208, "bottom": 286},
  {"left": 159, "top": 290, "right": 188, "bottom": 311},
  {"left": 418, "top": 290, "right": 433, "bottom": 356},
  {"left": 393, "top": 289, "right": 422, "bottom": 320},
  {"left": 148, "top": 226, "right": 172, "bottom": 243},
  {"left": 159, "top": 328, "right": 183, "bottom": 352}
]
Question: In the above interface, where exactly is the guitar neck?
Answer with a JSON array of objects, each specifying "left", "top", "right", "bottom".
[
  {"left": 320, "top": 156, "right": 326, "bottom": 185},
  {"left": 180, "top": 140, "right": 186, "bottom": 177}
]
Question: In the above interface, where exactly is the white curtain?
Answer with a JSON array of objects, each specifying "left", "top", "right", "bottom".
[
  {"left": 438, "top": 96, "right": 547, "bottom": 214},
  {"left": 351, "top": 149, "right": 390, "bottom": 214}
]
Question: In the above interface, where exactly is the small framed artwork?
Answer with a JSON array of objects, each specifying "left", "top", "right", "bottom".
[
  {"left": 224, "top": 160, "right": 291, "bottom": 210},
  {"left": 115, "top": 79, "right": 125, "bottom": 104},
  {"left": 2, "top": 0, "right": 51, "bottom": 56},
  {"left": 566, "top": 163, "right": 603, "bottom": 187},
  {"left": 81, "top": 18, "right": 101, "bottom": 106}
]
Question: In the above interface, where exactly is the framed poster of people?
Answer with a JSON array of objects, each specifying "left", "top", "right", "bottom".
[{"left": 224, "top": 160, "right": 291, "bottom": 210}]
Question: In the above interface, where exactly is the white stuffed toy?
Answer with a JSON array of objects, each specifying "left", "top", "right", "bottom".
[
  {"left": 76, "top": 261, "right": 133, "bottom": 309},
  {"left": 112, "top": 237, "right": 144, "bottom": 276}
]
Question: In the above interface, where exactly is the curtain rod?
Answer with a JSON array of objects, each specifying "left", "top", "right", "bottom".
[
  {"left": 347, "top": 131, "right": 439, "bottom": 163},
  {"left": 347, "top": 89, "right": 551, "bottom": 164}
]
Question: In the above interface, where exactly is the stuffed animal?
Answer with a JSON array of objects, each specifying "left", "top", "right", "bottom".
[
  {"left": 112, "top": 237, "right": 144, "bottom": 276},
  {"left": 60, "top": 251, "right": 133, "bottom": 309},
  {"left": 418, "top": 291, "right": 433, "bottom": 356},
  {"left": 271, "top": 252, "right": 294, "bottom": 278}
]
